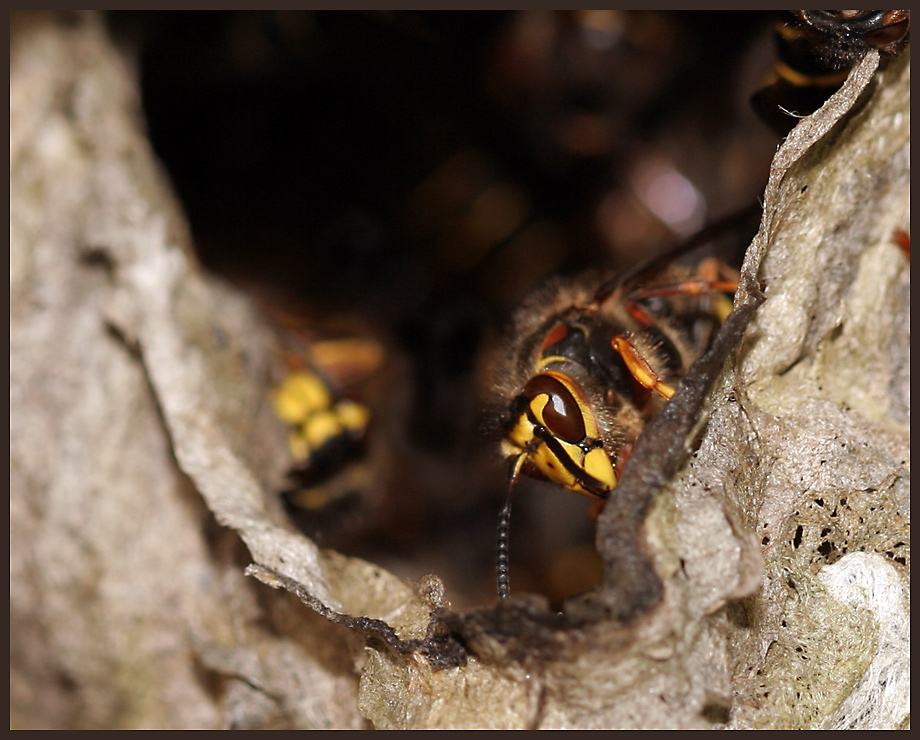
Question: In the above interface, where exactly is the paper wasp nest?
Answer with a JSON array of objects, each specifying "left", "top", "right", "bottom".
[{"left": 10, "top": 12, "right": 908, "bottom": 729}]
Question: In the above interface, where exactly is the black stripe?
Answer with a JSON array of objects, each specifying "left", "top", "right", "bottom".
[{"left": 526, "top": 407, "right": 609, "bottom": 498}]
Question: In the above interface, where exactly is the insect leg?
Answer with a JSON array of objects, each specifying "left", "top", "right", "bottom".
[
  {"left": 587, "top": 497, "right": 605, "bottom": 522},
  {"left": 623, "top": 261, "right": 739, "bottom": 327},
  {"left": 629, "top": 278, "right": 738, "bottom": 301},
  {"left": 891, "top": 229, "right": 910, "bottom": 260},
  {"left": 611, "top": 335, "right": 676, "bottom": 399},
  {"left": 590, "top": 204, "right": 757, "bottom": 306}
]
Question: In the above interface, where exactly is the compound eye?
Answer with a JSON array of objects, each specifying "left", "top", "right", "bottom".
[
  {"left": 866, "top": 22, "right": 910, "bottom": 49},
  {"left": 522, "top": 374, "right": 586, "bottom": 443},
  {"left": 820, "top": 11, "right": 872, "bottom": 21}
]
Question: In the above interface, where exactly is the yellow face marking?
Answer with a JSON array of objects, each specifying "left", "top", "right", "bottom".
[
  {"left": 503, "top": 379, "right": 617, "bottom": 497},
  {"left": 507, "top": 408, "right": 538, "bottom": 451},
  {"left": 528, "top": 435, "right": 616, "bottom": 497},
  {"left": 530, "top": 438, "right": 580, "bottom": 490},
  {"left": 527, "top": 393, "right": 552, "bottom": 430},
  {"left": 583, "top": 447, "right": 617, "bottom": 491},
  {"left": 501, "top": 437, "right": 524, "bottom": 460}
]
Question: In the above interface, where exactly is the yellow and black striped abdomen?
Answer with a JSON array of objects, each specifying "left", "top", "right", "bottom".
[{"left": 753, "top": 10, "right": 910, "bottom": 135}]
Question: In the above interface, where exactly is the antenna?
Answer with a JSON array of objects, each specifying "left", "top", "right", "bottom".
[{"left": 497, "top": 455, "right": 525, "bottom": 599}]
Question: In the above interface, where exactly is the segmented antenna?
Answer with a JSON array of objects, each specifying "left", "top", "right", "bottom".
[
  {"left": 497, "top": 455, "right": 525, "bottom": 599},
  {"left": 496, "top": 489, "right": 513, "bottom": 599}
]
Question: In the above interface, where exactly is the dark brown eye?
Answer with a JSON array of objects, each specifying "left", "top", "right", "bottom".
[
  {"left": 522, "top": 374, "right": 586, "bottom": 443},
  {"left": 865, "top": 22, "right": 910, "bottom": 50},
  {"left": 819, "top": 11, "right": 872, "bottom": 21}
]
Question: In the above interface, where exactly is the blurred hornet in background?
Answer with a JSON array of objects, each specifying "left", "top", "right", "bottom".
[
  {"left": 754, "top": 10, "right": 910, "bottom": 134},
  {"left": 490, "top": 225, "right": 741, "bottom": 598},
  {"left": 272, "top": 338, "right": 378, "bottom": 538}
]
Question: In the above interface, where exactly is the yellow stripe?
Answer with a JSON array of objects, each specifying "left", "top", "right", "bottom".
[
  {"left": 536, "top": 355, "right": 572, "bottom": 372},
  {"left": 774, "top": 60, "right": 849, "bottom": 89}
]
